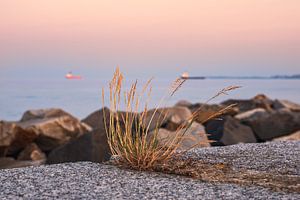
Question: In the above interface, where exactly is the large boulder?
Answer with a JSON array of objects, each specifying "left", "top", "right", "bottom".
[
  {"left": 205, "top": 116, "right": 257, "bottom": 146},
  {"left": 81, "top": 107, "right": 110, "bottom": 130},
  {"left": 47, "top": 127, "right": 110, "bottom": 164},
  {"left": 236, "top": 108, "right": 300, "bottom": 140},
  {"left": 18, "top": 108, "right": 91, "bottom": 152},
  {"left": 148, "top": 122, "right": 210, "bottom": 150},
  {"left": 82, "top": 108, "right": 138, "bottom": 134},
  {"left": 273, "top": 100, "right": 300, "bottom": 112},
  {"left": 17, "top": 143, "right": 46, "bottom": 161},
  {"left": 190, "top": 104, "right": 222, "bottom": 123},
  {"left": 192, "top": 104, "right": 238, "bottom": 123},
  {"left": 0, "top": 122, "right": 16, "bottom": 156},
  {"left": 166, "top": 106, "right": 192, "bottom": 124},
  {"left": 235, "top": 108, "right": 267, "bottom": 121},
  {"left": 0, "top": 121, "right": 36, "bottom": 157},
  {"left": 21, "top": 108, "right": 72, "bottom": 122},
  {"left": 221, "top": 94, "right": 274, "bottom": 113},
  {"left": 174, "top": 100, "right": 193, "bottom": 108},
  {"left": 143, "top": 107, "right": 192, "bottom": 132},
  {"left": 176, "top": 100, "right": 238, "bottom": 123}
]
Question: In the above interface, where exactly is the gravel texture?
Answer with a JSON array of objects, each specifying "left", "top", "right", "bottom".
[
  {"left": 185, "top": 141, "right": 300, "bottom": 175},
  {"left": 0, "top": 141, "right": 299, "bottom": 200}
]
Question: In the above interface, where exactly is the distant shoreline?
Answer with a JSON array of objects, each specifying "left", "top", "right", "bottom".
[
  {"left": 205, "top": 75, "right": 300, "bottom": 80},
  {"left": 180, "top": 74, "right": 300, "bottom": 80}
]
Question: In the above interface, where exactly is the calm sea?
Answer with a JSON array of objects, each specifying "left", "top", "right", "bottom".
[{"left": 1, "top": 78, "right": 300, "bottom": 121}]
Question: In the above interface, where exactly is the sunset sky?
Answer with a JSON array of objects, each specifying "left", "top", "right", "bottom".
[{"left": 1, "top": 0, "right": 299, "bottom": 79}]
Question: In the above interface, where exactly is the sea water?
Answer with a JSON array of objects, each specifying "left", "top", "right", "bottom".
[{"left": 1, "top": 78, "right": 300, "bottom": 121}]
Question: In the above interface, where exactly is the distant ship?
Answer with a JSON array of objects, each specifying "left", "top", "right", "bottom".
[
  {"left": 65, "top": 72, "right": 82, "bottom": 79},
  {"left": 180, "top": 72, "right": 205, "bottom": 80}
]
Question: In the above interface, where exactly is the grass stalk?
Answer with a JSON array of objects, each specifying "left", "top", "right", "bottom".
[{"left": 102, "top": 67, "right": 239, "bottom": 170}]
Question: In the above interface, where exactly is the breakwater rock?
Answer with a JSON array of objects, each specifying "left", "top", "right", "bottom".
[{"left": 0, "top": 94, "right": 300, "bottom": 169}]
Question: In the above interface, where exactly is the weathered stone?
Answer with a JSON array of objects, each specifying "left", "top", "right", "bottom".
[
  {"left": 0, "top": 121, "right": 37, "bottom": 157},
  {"left": 149, "top": 122, "right": 210, "bottom": 150},
  {"left": 168, "top": 106, "right": 192, "bottom": 124},
  {"left": 0, "top": 121, "right": 15, "bottom": 156},
  {"left": 143, "top": 107, "right": 192, "bottom": 132},
  {"left": 142, "top": 108, "right": 168, "bottom": 131},
  {"left": 273, "top": 99, "right": 300, "bottom": 112},
  {"left": 21, "top": 108, "right": 72, "bottom": 122},
  {"left": 17, "top": 143, "right": 46, "bottom": 161},
  {"left": 0, "top": 121, "right": 15, "bottom": 147},
  {"left": 205, "top": 116, "right": 257, "bottom": 146},
  {"left": 47, "top": 127, "right": 110, "bottom": 164},
  {"left": 81, "top": 107, "right": 110, "bottom": 130},
  {"left": 17, "top": 108, "right": 91, "bottom": 152},
  {"left": 0, "top": 147, "right": 6, "bottom": 157},
  {"left": 192, "top": 103, "right": 223, "bottom": 116},
  {"left": 272, "top": 130, "right": 300, "bottom": 141},
  {"left": 82, "top": 108, "right": 138, "bottom": 135},
  {"left": 221, "top": 94, "right": 274, "bottom": 113},
  {"left": 235, "top": 108, "right": 267, "bottom": 120},
  {"left": 190, "top": 104, "right": 238, "bottom": 123},
  {"left": 175, "top": 100, "right": 193, "bottom": 108},
  {"left": 236, "top": 108, "right": 300, "bottom": 140}
]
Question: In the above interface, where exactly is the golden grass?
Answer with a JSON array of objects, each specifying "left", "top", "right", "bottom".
[{"left": 102, "top": 67, "right": 240, "bottom": 170}]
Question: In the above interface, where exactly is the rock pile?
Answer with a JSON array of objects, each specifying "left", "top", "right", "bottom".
[
  {"left": 0, "top": 94, "right": 299, "bottom": 169},
  {"left": 0, "top": 109, "right": 91, "bottom": 168},
  {"left": 177, "top": 94, "right": 300, "bottom": 145}
]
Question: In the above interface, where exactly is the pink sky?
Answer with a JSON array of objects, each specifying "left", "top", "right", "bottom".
[{"left": 1, "top": 0, "right": 299, "bottom": 77}]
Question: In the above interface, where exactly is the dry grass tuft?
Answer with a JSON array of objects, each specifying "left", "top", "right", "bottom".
[{"left": 102, "top": 67, "right": 239, "bottom": 170}]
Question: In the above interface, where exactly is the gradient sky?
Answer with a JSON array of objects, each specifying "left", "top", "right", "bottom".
[{"left": 1, "top": 0, "right": 299, "bottom": 79}]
